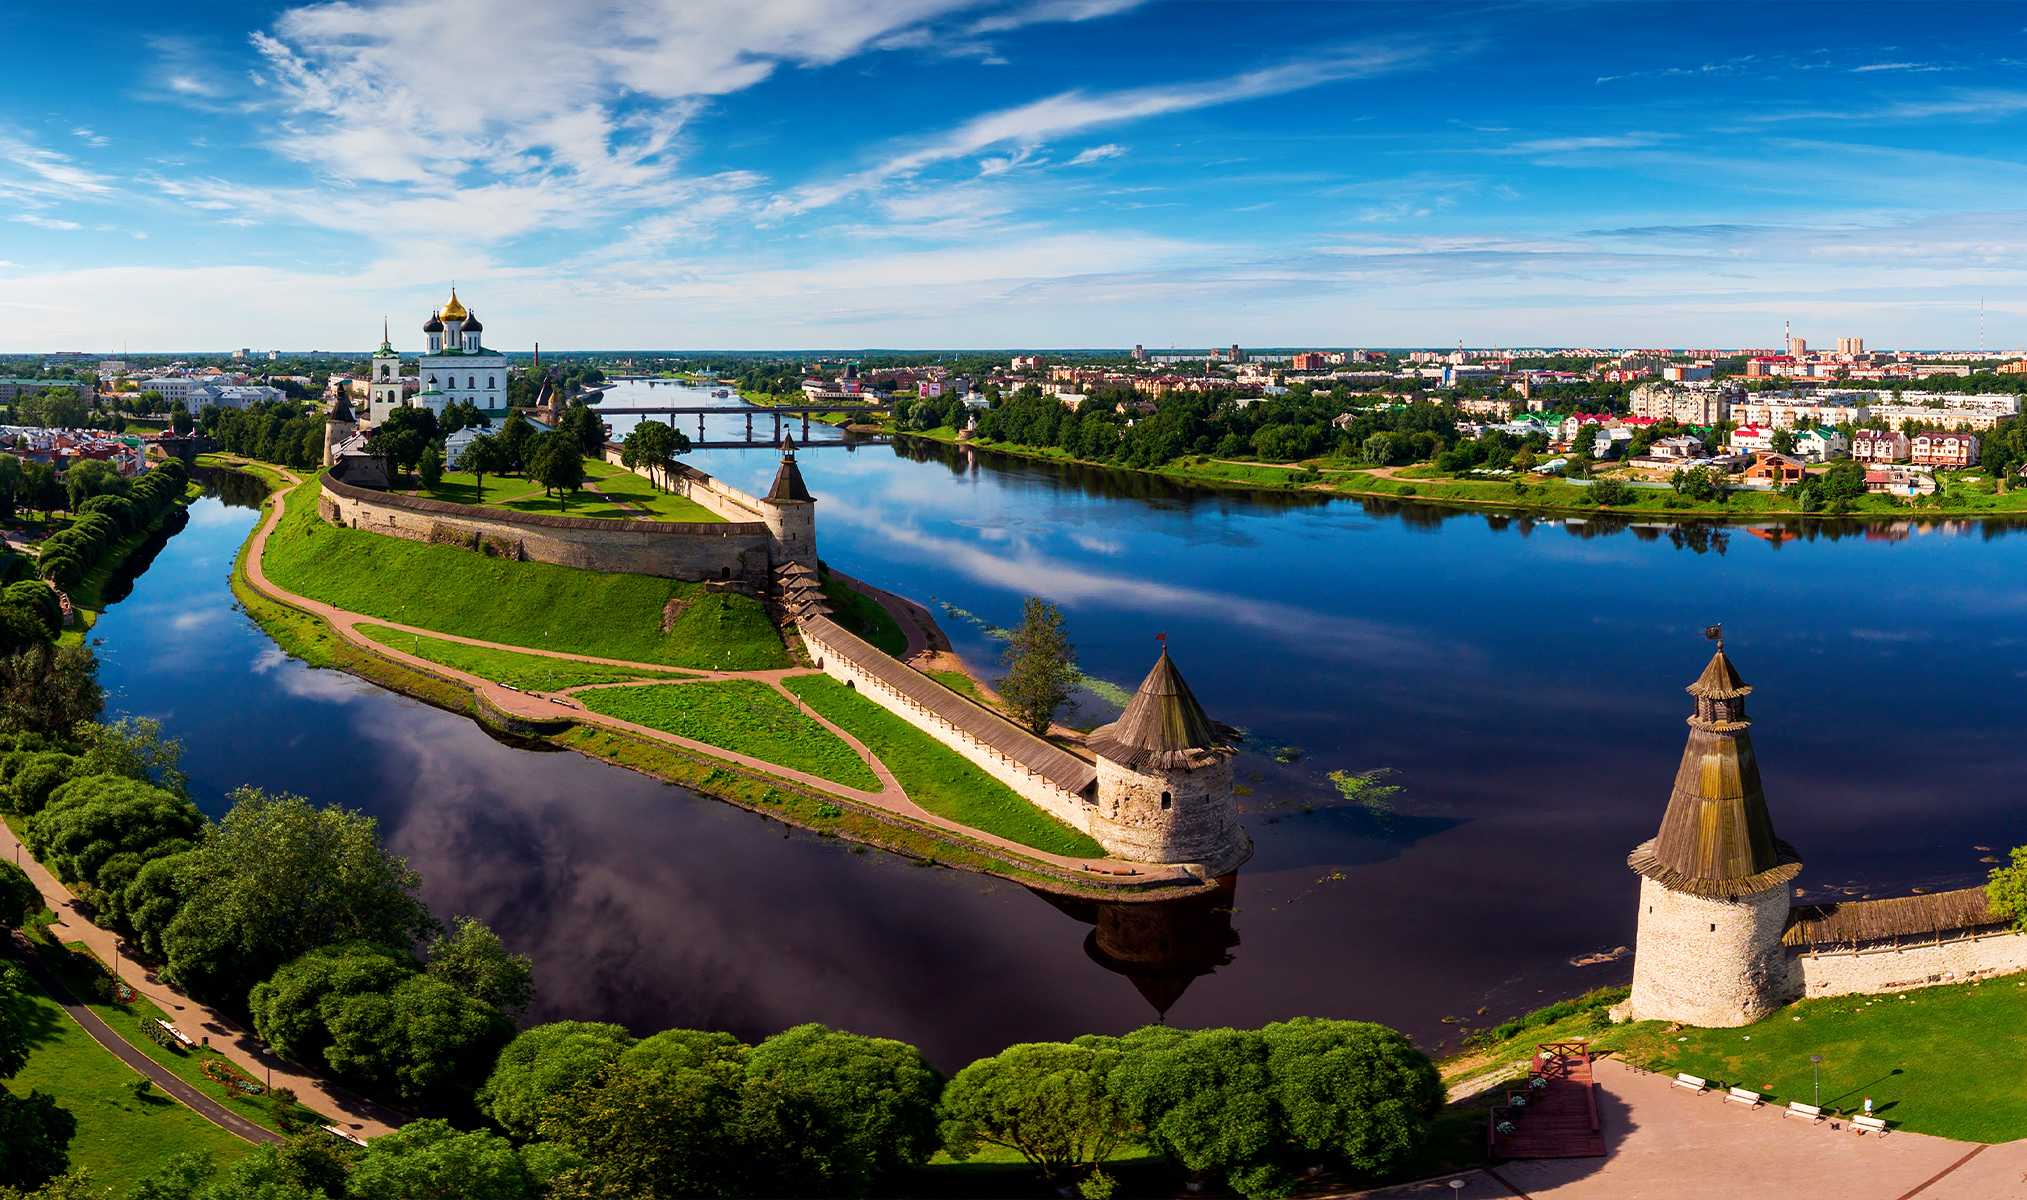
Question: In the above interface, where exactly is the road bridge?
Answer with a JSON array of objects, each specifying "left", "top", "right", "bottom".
[{"left": 600, "top": 404, "right": 882, "bottom": 443}]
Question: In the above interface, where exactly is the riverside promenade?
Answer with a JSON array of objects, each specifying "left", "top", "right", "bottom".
[{"left": 1349, "top": 1059, "right": 2027, "bottom": 1200}]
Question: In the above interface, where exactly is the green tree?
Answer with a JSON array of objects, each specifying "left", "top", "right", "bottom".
[
  {"left": 1111, "top": 1027, "right": 1288, "bottom": 1200},
  {"left": 1770, "top": 428, "right": 1799, "bottom": 455},
  {"left": 620, "top": 421, "right": 688, "bottom": 492},
  {"left": 425, "top": 916, "right": 534, "bottom": 1013},
  {"left": 76, "top": 716, "right": 189, "bottom": 798},
  {"left": 537, "top": 1061, "right": 744, "bottom": 1200},
  {"left": 0, "top": 963, "right": 32, "bottom": 1080},
  {"left": 62, "top": 460, "right": 126, "bottom": 513},
  {"left": 459, "top": 433, "right": 504, "bottom": 500},
  {"left": 367, "top": 406, "right": 437, "bottom": 472},
  {"left": 1820, "top": 457, "right": 1867, "bottom": 502},
  {"left": 0, "top": 1086, "right": 77, "bottom": 1193},
  {"left": 497, "top": 411, "right": 536, "bottom": 472},
  {"left": 478, "top": 1022, "right": 636, "bottom": 1140},
  {"left": 1670, "top": 465, "right": 1721, "bottom": 502},
  {"left": 348, "top": 1119, "right": 534, "bottom": 1200},
  {"left": 0, "top": 862, "right": 36, "bottom": 931},
  {"left": 996, "top": 597, "right": 1078, "bottom": 736},
  {"left": 120, "top": 849, "right": 202, "bottom": 960},
  {"left": 20, "top": 463, "right": 62, "bottom": 520},
  {"left": 558, "top": 403, "right": 607, "bottom": 457},
  {"left": 23, "top": 775, "right": 202, "bottom": 893},
  {"left": 0, "top": 643, "right": 102, "bottom": 736},
  {"left": 418, "top": 443, "right": 444, "bottom": 491},
  {"left": 1586, "top": 478, "right": 1632, "bottom": 507},
  {"left": 1987, "top": 846, "right": 2027, "bottom": 930},
  {"left": 529, "top": 437, "right": 584, "bottom": 507},
  {"left": 742, "top": 1023, "right": 943, "bottom": 1195},
  {"left": 170, "top": 407, "right": 193, "bottom": 435},
  {"left": 939, "top": 1037, "right": 1130, "bottom": 1189},
  {"left": 162, "top": 788, "right": 437, "bottom": 1002},
  {"left": 0, "top": 456, "right": 21, "bottom": 519},
  {"left": 1261, "top": 1017, "right": 1442, "bottom": 1176},
  {"left": 19, "top": 389, "right": 88, "bottom": 431}
]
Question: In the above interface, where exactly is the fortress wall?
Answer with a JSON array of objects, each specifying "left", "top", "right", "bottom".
[
  {"left": 1621, "top": 878, "right": 1797, "bottom": 1027},
  {"left": 601, "top": 445, "right": 815, "bottom": 567},
  {"left": 795, "top": 618, "right": 1101, "bottom": 844},
  {"left": 1794, "top": 932, "right": 2027, "bottom": 997},
  {"left": 320, "top": 474, "right": 772, "bottom": 584}
]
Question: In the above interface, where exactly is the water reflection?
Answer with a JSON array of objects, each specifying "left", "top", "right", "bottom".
[{"left": 1037, "top": 881, "right": 1242, "bottom": 1021}]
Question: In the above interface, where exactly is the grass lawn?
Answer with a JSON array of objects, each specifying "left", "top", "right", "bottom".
[
  {"left": 821, "top": 577, "right": 908, "bottom": 657},
  {"left": 3, "top": 961, "right": 254, "bottom": 1190},
  {"left": 782, "top": 674, "right": 1105, "bottom": 858},
  {"left": 577, "top": 679, "right": 881, "bottom": 790},
  {"left": 355, "top": 625, "right": 698, "bottom": 690},
  {"left": 928, "top": 669, "right": 984, "bottom": 704},
  {"left": 259, "top": 478, "right": 789, "bottom": 669},
  {"left": 581, "top": 462, "right": 725, "bottom": 523},
  {"left": 417, "top": 465, "right": 725, "bottom": 523}
]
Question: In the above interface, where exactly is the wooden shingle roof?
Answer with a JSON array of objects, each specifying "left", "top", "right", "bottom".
[
  {"left": 800, "top": 613, "right": 1097, "bottom": 796},
  {"left": 1783, "top": 887, "right": 2010, "bottom": 949},
  {"left": 1087, "top": 649, "right": 1233, "bottom": 771}
]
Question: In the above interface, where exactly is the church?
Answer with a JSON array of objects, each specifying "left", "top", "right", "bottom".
[{"left": 366, "top": 287, "right": 509, "bottom": 425}]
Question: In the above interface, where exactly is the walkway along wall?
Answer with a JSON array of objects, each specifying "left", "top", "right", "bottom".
[{"left": 320, "top": 469, "right": 772, "bottom": 584}]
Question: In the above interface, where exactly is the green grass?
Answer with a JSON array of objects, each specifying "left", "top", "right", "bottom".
[
  {"left": 260, "top": 478, "right": 789, "bottom": 669},
  {"left": 418, "top": 465, "right": 725, "bottom": 523},
  {"left": 3, "top": 961, "right": 253, "bottom": 1190},
  {"left": 581, "top": 462, "right": 725, "bottom": 522},
  {"left": 782, "top": 674, "right": 1105, "bottom": 858},
  {"left": 577, "top": 679, "right": 881, "bottom": 790},
  {"left": 821, "top": 578, "right": 908, "bottom": 656},
  {"left": 928, "top": 669, "right": 984, "bottom": 704},
  {"left": 354, "top": 624, "right": 698, "bottom": 690}
]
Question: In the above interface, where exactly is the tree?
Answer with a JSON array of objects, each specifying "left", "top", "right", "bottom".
[
  {"left": 939, "top": 1037, "right": 1130, "bottom": 1189},
  {"left": 62, "top": 460, "right": 126, "bottom": 514},
  {"left": 498, "top": 411, "right": 536, "bottom": 472},
  {"left": 1262, "top": 1018, "right": 1442, "bottom": 1176},
  {"left": 1987, "top": 846, "right": 2027, "bottom": 930},
  {"left": 537, "top": 1061, "right": 744, "bottom": 1200},
  {"left": 23, "top": 775, "right": 203, "bottom": 893},
  {"left": 478, "top": 1021, "right": 636, "bottom": 1139},
  {"left": 0, "top": 1087, "right": 77, "bottom": 1193},
  {"left": 367, "top": 405, "right": 438, "bottom": 472},
  {"left": 348, "top": 1119, "right": 535, "bottom": 1200},
  {"left": 559, "top": 403, "right": 607, "bottom": 457},
  {"left": 0, "top": 643, "right": 102, "bottom": 736},
  {"left": 425, "top": 916, "right": 534, "bottom": 1013},
  {"left": 418, "top": 443, "right": 444, "bottom": 491},
  {"left": 460, "top": 434, "right": 504, "bottom": 500},
  {"left": 621, "top": 422, "right": 687, "bottom": 492},
  {"left": 0, "top": 456, "right": 21, "bottom": 519},
  {"left": 1770, "top": 428, "right": 1799, "bottom": 456},
  {"left": 1670, "top": 465, "right": 1721, "bottom": 502},
  {"left": 1111, "top": 1027, "right": 1288, "bottom": 1200},
  {"left": 996, "top": 597, "right": 1078, "bottom": 736},
  {"left": 742, "top": 1023, "right": 944, "bottom": 1195},
  {"left": 0, "top": 862, "right": 35, "bottom": 931},
  {"left": 18, "top": 389, "right": 88, "bottom": 432},
  {"left": 0, "top": 964, "right": 32, "bottom": 1080},
  {"left": 170, "top": 407, "right": 193, "bottom": 435},
  {"left": 76, "top": 716, "right": 189, "bottom": 798},
  {"left": 529, "top": 438, "right": 583, "bottom": 507},
  {"left": 1820, "top": 457, "right": 1867, "bottom": 503},
  {"left": 20, "top": 463, "right": 62, "bottom": 520},
  {"left": 1586, "top": 478, "right": 1632, "bottom": 507},
  {"left": 161, "top": 788, "right": 438, "bottom": 1001}
]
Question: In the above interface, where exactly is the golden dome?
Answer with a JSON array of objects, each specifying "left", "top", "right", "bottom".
[{"left": 440, "top": 287, "right": 467, "bottom": 322}]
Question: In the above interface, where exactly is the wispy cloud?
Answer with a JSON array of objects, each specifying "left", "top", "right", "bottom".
[
  {"left": 10, "top": 214, "right": 82, "bottom": 230},
  {"left": 1067, "top": 142, "right": 1125, "bottom": 165},
  {"left": 71, "top": 127, "right": 109, "bottom": 148}
]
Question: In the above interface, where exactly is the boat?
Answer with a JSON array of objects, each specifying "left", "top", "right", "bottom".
[{"left": 711, "top": 388, "right": 730, "bottom": 398}]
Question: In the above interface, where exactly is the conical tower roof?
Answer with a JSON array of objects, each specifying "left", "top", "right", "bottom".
[
  {"left": 767, "top": 434, "right": 813, "bottom": 503},
  {"left": 328, "top": 393, "right": 356, "bottom": 423},
  {"left": 1087, "top": 648, "right": 1232, "bottom": 770},
  {"left": 1629, "top": 646, "right": 1800, "bottom": 897}
]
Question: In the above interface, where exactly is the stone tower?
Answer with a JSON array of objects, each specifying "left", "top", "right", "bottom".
[
  {"left": 764, "top": 436, "right": 817, "bottom": 568},
  {"left": 1085, "top": 648, "right": 1250, "bottom": 876},
  {"left": 1617, "top": 643, "right": 1803, "bottom": 1027},
  {"left": 322, "top": 393, "right": 359, "bottom": 468}
]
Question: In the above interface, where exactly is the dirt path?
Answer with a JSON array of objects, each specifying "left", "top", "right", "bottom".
[{"left": 240, "top": 467, "right": 1195, "bottom": 885}]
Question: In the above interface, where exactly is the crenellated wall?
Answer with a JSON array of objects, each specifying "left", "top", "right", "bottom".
[{"left": 320, "top": 470, "right": 771, "bottom": 584}]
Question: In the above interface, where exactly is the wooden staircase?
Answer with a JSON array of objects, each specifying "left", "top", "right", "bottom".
[{"left": 1489, "top": 1041, "right": 1606, "bottom": 1159}]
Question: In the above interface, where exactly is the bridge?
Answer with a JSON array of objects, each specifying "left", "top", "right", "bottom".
[{"left": 599, "top": 404, "right": 881, "bottom": 443}]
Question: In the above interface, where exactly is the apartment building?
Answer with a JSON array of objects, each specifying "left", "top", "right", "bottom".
[
  {"left": 1910, "top": 431, "right": 1979, "bottom": 468},
  {"left": 1851, "top": 429, "right": 1910, "bottom": 463}
]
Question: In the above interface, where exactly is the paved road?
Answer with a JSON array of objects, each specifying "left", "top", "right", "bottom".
[{"left": 8, "top": 933, "right": 282, "bottom": 1146}]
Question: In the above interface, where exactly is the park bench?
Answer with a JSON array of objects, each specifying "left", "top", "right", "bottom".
[
  {"left": 1784, "top": 1101, "right": 1824, "bottom": 1123},
  {"left": 1672, "top": 1072, "right": 1708, "bottom": 1094},
  {"left": 322, "top": 1125, "right": 369, "bottom": 1148},
  {"left": 1851, "top": 1115, "right": 1889, "bottom": 1135},
  {"left": 1723, "top": 1086, "right": 1762, "bottom": 1108}
]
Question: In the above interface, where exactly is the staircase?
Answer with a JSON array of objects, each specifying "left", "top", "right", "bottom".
[
  {"left": 772, "top": 561, "right": 829, "bottom": 623},
  {"left": 1489, "top": 1041, "right": 1606, "bottom": 1159}
]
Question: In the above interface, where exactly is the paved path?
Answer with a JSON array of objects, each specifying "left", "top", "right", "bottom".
[
  {"left": 8, "top": 932, "right": 282, "bottom": 1146},
  {"left": 1348, "top": 1060, "right": 2027, "bottom": 1200},
  {"left": 241, "top": 466, "right": 1195, "bottom": 886},
  {"left": 1, "top": 825, "right": 407, "bottom": 1140}
]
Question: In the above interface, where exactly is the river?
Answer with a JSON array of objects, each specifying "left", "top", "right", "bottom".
[{"left": 87, "top": 399, "right": 2027, "bottom": 1070}]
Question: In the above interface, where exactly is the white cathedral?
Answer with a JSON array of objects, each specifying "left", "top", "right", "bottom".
[{"left": 366, "top": 287, "right": 510, "bottom": 426}]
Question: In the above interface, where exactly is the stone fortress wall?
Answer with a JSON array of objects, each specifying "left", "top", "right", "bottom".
[
  {"left": 600, "top": 443, "right": 816, "bottom": 568},
  {"left": 1790, "top": 930, "right": 2027, "bottom": 997},
  {"left": 320, "top": 469, "right": 774, "bottom": 585}
]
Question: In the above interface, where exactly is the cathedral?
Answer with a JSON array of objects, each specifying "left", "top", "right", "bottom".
[{"left": 367, "top": 287, "right": 509, "bottom": 425}]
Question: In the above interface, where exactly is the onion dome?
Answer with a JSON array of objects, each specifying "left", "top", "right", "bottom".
[
  {"left": 461, "top": 313, "right": 482, "bottom": 333},
  {"left": 440, "top": 288, "right": 467, "bottom": 322},
  {"left": 423, "top": 311, "right": 443, "bottom": 333},
  {"left": 1628, "top": 645, "right": 1802, "bottom": 897},
  {"left": 1087, "top": 648, "right": 1235, "bottom": 770}
]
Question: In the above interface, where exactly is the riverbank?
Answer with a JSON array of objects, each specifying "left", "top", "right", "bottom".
[
  {"left": 209, "top": 456, "right": 1216, "bottom": 902},
  {"left": 890, "top": 427, "right": 2027, "bottom": 523}
]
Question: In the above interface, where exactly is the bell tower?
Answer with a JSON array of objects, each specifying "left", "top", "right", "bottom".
[{"left": 1616, "top": 634, "right": 1803, "bottom": 1027}]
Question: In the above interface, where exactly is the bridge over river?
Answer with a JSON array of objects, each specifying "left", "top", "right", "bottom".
[{"left": 598, "top": 403, "right": 884, "bottom": 446}]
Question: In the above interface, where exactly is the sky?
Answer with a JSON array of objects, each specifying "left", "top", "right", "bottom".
[{"left": 2, "top": 0, "right": 2026, "bottom": 352}]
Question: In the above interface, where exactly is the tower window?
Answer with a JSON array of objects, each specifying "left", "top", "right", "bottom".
[
  {"left": 468, "top": 377, "right": 475, "bottom": 388},
  {"left": 1161, "top": 791, "right": 1171, "bottom": 810},
  {"left": 1709, "top": 924, "right": 1717, "bottom": 932},
  {"left": 488, "top": 376, "right": 496, "bottom": 388}
]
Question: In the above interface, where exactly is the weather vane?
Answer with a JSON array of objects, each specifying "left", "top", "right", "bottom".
[
  {"left": 1703, "top": 623, "right": 1723, "bottom": 648},
  {"left": 1156, "top": 631, "right": 1167, "bottom": 647}
]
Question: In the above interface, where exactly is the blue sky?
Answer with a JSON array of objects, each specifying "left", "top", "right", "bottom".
[{"left": 2, "top": 0, "right": 2025, "bottom": 351}]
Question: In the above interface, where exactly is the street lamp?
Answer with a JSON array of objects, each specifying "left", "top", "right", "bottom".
[{"left": 1811, "top": 1055, "right": 1824, "bottom": 1106}]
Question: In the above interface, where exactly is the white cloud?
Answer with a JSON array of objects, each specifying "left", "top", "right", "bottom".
[
  {"left": 71, "top": 127, "right": 109, "bottom": 148},
  {"left": 1067, "top": 143, "right": 1125, "bottom": 164},
  {"left": 10, "top": 214, "right": 82, "bottom": 230}
]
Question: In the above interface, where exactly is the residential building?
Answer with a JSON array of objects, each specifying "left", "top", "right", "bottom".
[
  {"left": 1788, "top": 337, "right": 1808, "bottom": 356},
  {"left": 1291, "top": 352, "right": 1330, "bottom": 371},
  {"left": 1593, "top": 427, "right": 1635, "bottom": 458},
  {"left": 1837, "top": 337, "right": 1865, "bottom": 355},
  {"left": 1010, "top": 355, "right": 1047, "bottom": 372},
  {"left": 1729, "top": 425, "right": 1776, "bottom": 455},
  {"left": 918, "top": 379, "right": 944, "bottom": 398},
  {"left": 1131, "top": 345, "right": 1145, "bottom": 362},
  {"left": 1648, "top": 435, "right": 1706, "bottom": 461},
  {"left": 1851, "top": 429, "right": 1910, "bottom": 463},
  {"left": 1741, "top": 453, "right": 1807, "bottom": 486},
  {"left": 1910, "top": 431, "right": 1980, "bottom": 468},
  {"left": 1629, "top": 381, "right": 1733, "bottom": 425},
  {"left": 1456, "top": 397, "right": 1516, "bottom": 419},
  {"left": 1732, "top": 398, "right": 1870, "bottom": 429},
  {"left": 1791, "top": 428, "right": 1849, "bottom": 463},
  {"left": 1864, "top": 467, "right": 1936, "bottom": 497},
  {"left": 1662, "top": 365, "right": 1713, "bottom": 382},
  {"left": 0, "top": 378, "right": 93, "bottom": 404}
]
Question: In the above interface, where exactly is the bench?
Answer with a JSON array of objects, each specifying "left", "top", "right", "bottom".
[
  {"left": 1851, "top": 1115, "right": 1889, "bottom": 1135},
  {"left": 160, "top": 1023, "right": 196, "bottom": 1048},
  {"left": 1724, "top": 1086, "right": 1762, "bottom": 1108},
  {"left": 1672, "top": 1072, "right": 1708, "bottom": 1094},
  {"left": 1784, "top": 1101, "right": 1824, "bottom": 1123},
  {"left": 322, "top": 1125, "right": 369, "bottom": 1148}
]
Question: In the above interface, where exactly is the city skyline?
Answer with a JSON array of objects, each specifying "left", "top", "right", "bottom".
[{"left": 2, "top": 1, "right": 2025, "bottom": 350}]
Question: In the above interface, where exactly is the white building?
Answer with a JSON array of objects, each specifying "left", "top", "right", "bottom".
[
  {"left": 1792, "top": 428, "right": 1849, "bottom": 463},
  {"left": 414, "top": 288, "right": 508, "bottom": 419},
  {"left": 367, "top": 320, "right": 409, "bottom": 426}
]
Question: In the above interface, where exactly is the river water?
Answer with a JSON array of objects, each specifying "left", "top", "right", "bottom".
[{"left": 88, "top": 395, "right": 2027, "bottom": 1071}]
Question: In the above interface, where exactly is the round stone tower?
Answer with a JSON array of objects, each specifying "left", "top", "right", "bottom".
[
  {"left": 322, "top": 393, "right": 359, "bottom": 468},
  {"left": 1085, "top": 647, "right": 1250, "bottom": 876},
  {"left": 1616, "top": 640, "right": 1803, "bottom": 1028},
  {"left": 763, "top": 435, "right": 817, "bottom": 568}
]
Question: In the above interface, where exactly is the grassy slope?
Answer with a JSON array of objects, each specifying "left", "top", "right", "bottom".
[
  {"left": 782, "top": 674, "right": 1105, "bottom": 858},
  {"left": 577, "top": 680, "right": 881, "bottom": 790},
  {"left": 354, "top": 624, "right": 697, "bottom": 691},
  {"left": 928, "top": 669, "right": 984, "bottom": 704},
  {"left": 821, "top": 578, "right": 908, "bottom": 657},
  {"left": 259, "top": 478, "right": 788, "bottom": 669},
  {"left": 3, "top": 965, "right": 252, "bottom": 1190}
]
